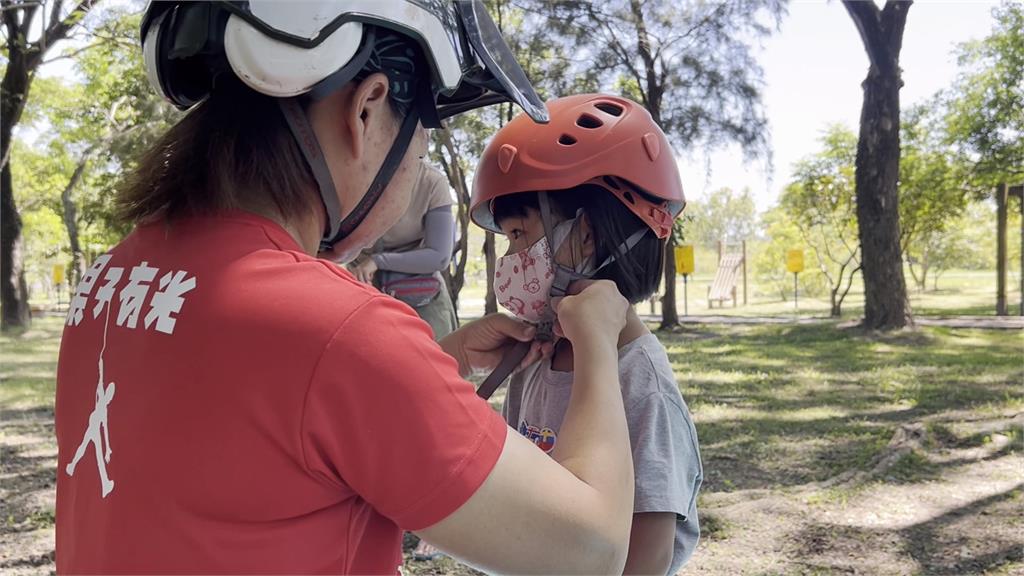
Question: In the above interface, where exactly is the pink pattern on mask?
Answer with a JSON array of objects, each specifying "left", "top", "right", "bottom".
[
  {"left": 495, "top": 236, "right": 557, "bottom": 323},
  {"left": 505, "top": 296, "right": 526, "bottom": 316}
]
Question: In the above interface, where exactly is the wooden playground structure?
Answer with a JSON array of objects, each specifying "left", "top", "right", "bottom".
[{"left": 707, "top": 241, "right": 748, "bottom": 308}]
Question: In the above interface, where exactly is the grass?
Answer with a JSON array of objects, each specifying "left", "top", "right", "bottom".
[
  {"left": 0, "top": 315, "right": 64, "bottom": 409},
  {"left": 657, "top": 322, "right": 1024, "bottom": 492}
]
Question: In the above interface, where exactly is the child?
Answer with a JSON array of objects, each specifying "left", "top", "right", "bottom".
[{"left": 470, "top": 94, "right": 703, "bottom": 575}]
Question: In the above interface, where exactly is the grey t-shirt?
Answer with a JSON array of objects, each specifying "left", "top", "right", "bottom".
[{"left": 502, "top": 333, "right": 703, "bottom": 574}]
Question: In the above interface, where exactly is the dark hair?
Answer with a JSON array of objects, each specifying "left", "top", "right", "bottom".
[
  {"left": 116, "top": 76, "right": 321, "bottom": 225},
  {"left": 118, "top": 24, "right": 427, "bottom": 226},
  {"left": 492, "top": 184, "right": 665, "bottom": 304}
]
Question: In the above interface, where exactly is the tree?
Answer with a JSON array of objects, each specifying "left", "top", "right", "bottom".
[
  {"left": 843, "top": 0, "right": 912, "bottom": 330},
  {"left": 945, "top": 2, "right": 1023, "bottom": 315},
  {"left": 899, "top": 103, "right": 968, "bottom": 292},
  {"left": 781, "top": 126, "right": 861, "bottom": 317},
  {"left": 687, "top": 187, "right": 758, "bottom": 246},
  {"left": 540, "top": 0, "right": 785, "bottom": 329},
  {"left": 38, "top": 11, "right": 175, "bottom": 284},
  {"left": 2, "top": 0, "right": 100, "bottom": 330},
  {"left": 756, "top": 207, "right": 808, "bottom": 301},
  {"left": 945, "top": 2, "right": 1023, "bottom": 189}
]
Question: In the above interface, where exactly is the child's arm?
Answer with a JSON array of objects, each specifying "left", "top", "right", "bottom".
[{"left": 623, "top": 512, "right": 677, "bottom": 575}]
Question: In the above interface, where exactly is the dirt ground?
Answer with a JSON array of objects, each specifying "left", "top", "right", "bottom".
[{"left": 2, "top": 319, "right": 1022, "bottom": 575}]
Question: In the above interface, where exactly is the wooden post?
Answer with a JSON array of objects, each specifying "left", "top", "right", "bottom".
[
  {"left": 742, "top": 240, "right": 748, "bottom": 305},
  {"left": 996, "top": 183, "right": 1008, "bottom": 316},
  {"left": 717, "top": 240, "right": 723, "bottom": 264}
]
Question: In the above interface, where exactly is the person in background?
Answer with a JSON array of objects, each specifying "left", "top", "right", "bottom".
[{"left": 349, "top": 160, "right": 458, "bottom": 340}]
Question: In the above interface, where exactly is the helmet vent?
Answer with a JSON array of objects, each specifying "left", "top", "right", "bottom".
[
  {"left": 558, "top": 134, "right": 578, "bottom": 146},
  {"left": 594, "top": 102, "right": 623, "bottom": 117},
  {"left": 623, "top": 191, "right": 636, "bottom": 205},
  {"left": 602, "top": 176, "right": 621, "bottom": 189},
  {"left": 576, "top": 113, "right": 603, "bottom": 129}
]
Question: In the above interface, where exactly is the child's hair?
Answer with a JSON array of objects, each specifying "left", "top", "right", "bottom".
[{"left": 492, "top": 183, "right": 665, "bottom": 304}]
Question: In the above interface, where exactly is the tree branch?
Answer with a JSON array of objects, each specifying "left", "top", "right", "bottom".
[
  {"left": 842, "top": 0, "right": 888, "bottom": 72},
  {"left": 1, "top": 2, "right": 20, "bottom": 45},
  {"left": 40, "top": 38, "right": 95, "bottom": 64},
  {"left": 880, "top": 0, "right": 912, "bottom": 62}
]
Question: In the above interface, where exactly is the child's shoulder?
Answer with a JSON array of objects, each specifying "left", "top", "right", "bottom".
[{"left": 617, "top": 333, "right": 685, "bottom": 409}]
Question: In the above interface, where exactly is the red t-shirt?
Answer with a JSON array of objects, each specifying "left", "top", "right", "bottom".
[{"left": 55, "top": 211, "right": 507, "bottom": 574}]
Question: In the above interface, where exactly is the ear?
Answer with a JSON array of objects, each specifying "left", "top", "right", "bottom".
[
  {"left": 345, "top": 72, "right": 392, "bottom": 160},
  {"left": 577, "top": 212, "right": 595, "bottom": 260}
]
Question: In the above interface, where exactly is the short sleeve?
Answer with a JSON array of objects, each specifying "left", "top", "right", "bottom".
[
  {"left": 628, "top": 391, "right": 702, "bottom": 519},
  {"left": 425, "top": 167, "right": 454, "bottom": 211},
  {"left": 301, "top": 296, "right": 507, "bottom": 530}
]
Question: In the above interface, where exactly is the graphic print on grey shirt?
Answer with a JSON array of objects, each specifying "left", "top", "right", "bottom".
[{"left": 502, "top": 333, "right": 704, "bottom": 573}]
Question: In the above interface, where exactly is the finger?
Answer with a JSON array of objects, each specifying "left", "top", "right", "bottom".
[
  {"left": 565, "top": 279, "right": 599, "bottom": 296},
  {"left": 550, "top": 296, "right": 565, "bottom": 313},
  {"left": 519, "top": 341, "right": 544, "bottom": 370},
  {"left": 539, "top": 341, "right": 555, "bottom": 358},
  {"left": 487, "top": 313, "right": 536, "bottom": 342}
]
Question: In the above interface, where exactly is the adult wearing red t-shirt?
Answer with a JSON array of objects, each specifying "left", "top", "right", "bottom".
[{"left": 56, "top": 2, "right": 635, "bottom": 574}]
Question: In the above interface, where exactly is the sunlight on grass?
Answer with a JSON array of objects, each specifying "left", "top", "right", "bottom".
[
  {"left": 661, "top": 323, "right": 1023, "bottom": 490},
  {"left": 1, "top": 316, "right": 63, "bottom": 410}
]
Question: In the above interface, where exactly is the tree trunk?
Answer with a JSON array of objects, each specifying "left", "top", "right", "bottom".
[
  {"left": 1, "top": 0, "right": 100, "bottom": 331},
  {"left": 433, "top": 131, "right": 471, "bottom": 310},
  {"left": 61, "top": 157, "right": 90, "bottom": 285},
  {"left": 919, "top": 256, "right": 929, "bottom": 294},
  {"left": 1, "top": 162, "right": 30, "bottom": 329},
  {"left": 660, "top": 236, "right": 679, "bottom": 329},
  {"left": 845, "top": 0, "right": 912, "bottom": 330},
  {"left": 996, "top": 182, "right": 1008, "bottom": 315},
  {"left": 907, "top": 258, "right": 924, "bottom": 292},
  {"left": 1, "top": 37, "right": 33, "bottom": 330},
  {"left": 484, "top": 232, "right": 497, "bottom": 314}
]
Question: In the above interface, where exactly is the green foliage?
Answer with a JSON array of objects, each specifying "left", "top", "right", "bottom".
[
  {"left": 539, "top": 0, "right": 786, "bottom": 160},
  {"left": 945, "top": 2, "right": 1024, "bottom": 189},
  {"left": 755, "top": 207, "right": 828, "bottom": 301},
  {"left": 12, "top": 9, "right": 178, "bottom": 293},
  {"left": 686, "top": 187, "right": 759, "bottom": 245},
  {"left": 900, "top": 103, "right": 971, "bottom": 290},
  {"left": 777, "top": 125, "right": 861, "bottom": 315}
]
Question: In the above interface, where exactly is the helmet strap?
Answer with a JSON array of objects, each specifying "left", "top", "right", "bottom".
[
  {"left": 321, "top": 104, "right": 421, "bottom": 250},
  {"left": 538, "top": 189, "right": 649, "bottom": 301}
]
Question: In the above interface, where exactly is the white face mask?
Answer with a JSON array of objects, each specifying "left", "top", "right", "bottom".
[{"left": 493, "top": 217, "right": 592, "bottom": 323}]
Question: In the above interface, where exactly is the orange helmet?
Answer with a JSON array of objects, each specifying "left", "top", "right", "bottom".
[{"left": 471, "top": 93, "right": 685, "bottom": 239}]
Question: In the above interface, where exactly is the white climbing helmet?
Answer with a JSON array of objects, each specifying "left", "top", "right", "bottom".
[
  {"left": 140, "top": 0, "right": 548, "bottom": 125},
  {"left": 139, "top": 0, "right": 548, "bottom": 250}
]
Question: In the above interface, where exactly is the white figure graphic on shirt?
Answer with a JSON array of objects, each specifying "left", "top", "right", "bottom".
[{"left": 65, "top": 307, "right": 116, "bottom": 498}]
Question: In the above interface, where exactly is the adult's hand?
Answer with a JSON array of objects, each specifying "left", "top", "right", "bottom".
[
  {"left": 551, "top": 279, "right": 628, "bottom": 348},
  {"left": 439, "top": 314, "right": 553, "bottom": 378}
]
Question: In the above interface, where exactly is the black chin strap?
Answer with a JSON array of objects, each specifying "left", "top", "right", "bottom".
[
  {"left": 279, "top": 97, "right": 421, "bottom": 252},
  {"left": 321, "top": 105, "right": 421, "bottom": 250}
]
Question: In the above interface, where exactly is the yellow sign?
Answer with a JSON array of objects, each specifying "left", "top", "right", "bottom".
[
  {"left": 786, "top": 249, "right": 805, "bottom": 274},
  {"left": 675, "top": 245, "right": 695, "bottom": 275},
  {"left": 52, "top": 264, "right": 65, "bottom": 286}
]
